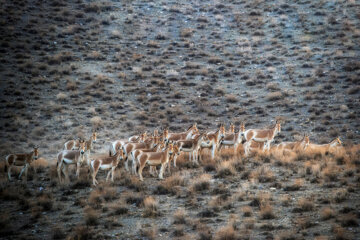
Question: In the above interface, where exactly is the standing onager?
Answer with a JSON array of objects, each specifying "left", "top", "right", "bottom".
[
  {"left": 137, "top": 143, "right": 174, "bottom": 181},
  {"left": 306, "top": 137, "right": 342, "bottom": 156},
  {"left": 90, "top": 148, "right": 125, "bottom": 186},
  {"left": 64, "top": 132, "right": 97, "bottom": 152},
  {"left": 199, "top": 124, "right": 226, "bottom": 161},
  {"left": 109, "top": 133, "right": 146, "bottom": 156},
  {"left": 122, "top": 137, "right": 157, "bottom": 172},
  {"left": 218, "top": 123, "right": 245, "bottom": 154},
  {"left": 177, "top": 133, "right": 210, "bottom": 165},
  {"left": 163, "top": 123, "right": 199, "bottom": 142},
  {"left": 130, "top": 136, "right": 162, "bottom": 175},
  {"left": 243, "top": 120, "right": 281, "bottom": 151},
  {"left": 5, "top": 147, "right": 39, "bottom": 181},
  {"left": 57, "top": 139, "right": 86, "bottom": 183}
]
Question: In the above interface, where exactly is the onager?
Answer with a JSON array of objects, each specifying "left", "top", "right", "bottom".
[
  {"left": 109, "top": 133, "right": 145, "bottom": 156},
  {"left": 199, "top": 124, "right": 226, "bottom": 161},
  {"left": 243, "top": 139, "right": 266, "bottom": 157},
  {"left": 243, "top": 120, "right": 281, "bottom": 151},
  {"left": 5, "top": 147, "right": 39, "bottom": 181},
  {"left": 57, "top": 139, "right": 86, "bottom": 183},
  {"left": 129, "top": 136, "right": 162, "bottom": 175},
  {"left": 90, "top": 148, "right": 125, "bottom": 186},
  {"left": 123, "top": 137, "right": 157, "bottom": 172},
  {"left": 177, "top": 133, "right": 210, "bottom": 165},
  {"left": 64, "top": 132, "right": 97, "bottom": 150},
  {"left": 306, "top": 137, "right": 342, "bottom": 156},
  {"left": 128, "top": 132, "right": 147, "bottom": 143},
  {"left": 163, "top": 123, "right": 198, "bottom": 142},
  {"left": 137, "top": 143, "right": 174, "bottom": 181},
  {"left": 272, "top": 135, "right": 310, "bottom": 155},
  {"left": 218, "top": 123, "right": 245, "bottom": 154}
]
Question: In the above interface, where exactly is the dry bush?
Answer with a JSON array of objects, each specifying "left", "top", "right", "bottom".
[
  {"left": 296, "top": 198, "right": 314, "bottom": 212},
  {"left": 320, "top": 207, "right": 335, "bottom": 220},
  {"left": 332, "top": 224, "right": 353, "bottom": 240},
  {"left": 338, "top": 214, "right": 358, "bottom": 227},
  {"left": 140, "top": 227, "right": 157, "bottom": 240},
  {"left": 180, "top": 28, "right": 194, "bottom": 38},
  {"left": 37, "top": 192, "right": 53, "bottom": 211},
  {"left": 56, "top": 92, "right": 67, "bottom": 101},
  {"left": 251, "top": 166, "right": 275, "bottom": 183},
  {"left": 260, "top": 203, "right": 276, "bottom": 219},
  {"left": 52, "top": 226, "right": 66, "bottom": 239},
  {"left": 158, "top": 172, "right": 187, "bottom": 194},
  {"left": 225, "top": 94, "right": 238, "bottom": 103},
  {"left": 321, "top": 164, "right": 339, "bottom": 182},
  {"left": 84, "top": 207, "right": 98, "bottom": 226},
  {"left": 216, "top": 160, "right": 235, "bottom": 178},
  {"left": 280, "top": 194, "right": 291, "bottom": 207},
  {"left": 68, "top": 225, "right": 93, "bottom": 240},
  {"left": 333, "top": 189, "right": 348, "bottom": 203},
  {"left": 32, "top": 158, "right": 48, "bottom": 173},
  {"left": 191, "top": 174, "right": 211, "bottom": 193},
  {"left": 143, "top": 196, "right": 159, "bottom": 217},
  {"left": 296, "top": 217, "right": 313, "bottom": 229},
  {"left": 173, "top": 209, "right": 187, "bottom": 224},
  {"left": 242, "top": 206, "right": 253, "bottom": 217},
  {"left": 90, "top": 116, "right": 103, "bottom": 129},
  {"left": 267, "top": 91, "right": 283, "bottom": 101},
  {"left": 283, "top": 179, "right": 303, "bottom": 191},
  {"left": 214, "top": 224, "right": 236, "bottom": 240}
]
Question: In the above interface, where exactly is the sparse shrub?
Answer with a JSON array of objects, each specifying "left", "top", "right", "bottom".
[
  {"left": 242, "top": 206, "right": 252, "bottom": 217},
  {"left": 191, "top": 174, "right": 211, "bottom": 192},
  {"left": 260, "top": 204, "right": 275, "bottom": 219},
  {"left": 180, "top": 28, "right": 194, "bottom": 38},
  {"left": 215, "top": 224, "right": 236, "bottom": 240},
  {"left": 52, "top": 226, "right": 66, "bottom": 239},
  {"left": 140, "top": 227, "right": 157, "bottom": 240},
  {"left": 333, "top": 189, "right": 348, "bottom": 203},
  {"left": 172, "top": 226, "right": 184, "bottom": 237},
  {"left": 37, "top": 193, "right": 53, "bottom": 211},
  {"left": 56, "top": 92, "right": 67, "bottom": 101},
  {"left": 173, "top": 209, "right": 187, "bottom": 224},
  {"left": 320, "top": 207, "right": 335, "bottom": 220},
  {"left": 90, "top": 116, "right": 103, "bottom": 128},
  {"left": 267, "top": 91, "right": 283, "bottom": 101},
  {"left": 296, "top": 217, "right": 313, "bottom": 229},
  {"left": 297, "top": 198, "right": 314, "bottom": 212},
  {"left": 143, "top": 196, "right": 159, "bottom": 217},
  {"left": 84, "top": 207, "right": 98, "bottom": 226},
  {"left": 216, "top": 161, "right": 235, "bottom": 178},
  {"left": 251, "top": 166, "right": 274, "bottom": 183},
  {"left": 225, "top": 94, "right": 238, "bottom": 103}
]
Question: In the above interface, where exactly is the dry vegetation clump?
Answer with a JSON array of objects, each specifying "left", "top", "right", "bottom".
[
  {"left": 140, "top": 227, "right": 157, "bottom": 240},
  {"left": 155, "top": 172, "right": 187, "bottom": 195},
  {"left": 214, "top": 224, "right": 237, "bottom": 240},
  {"left": 173, "top": 209, "right": 187, "bottom": 224},
  {"left": 143, "top": 196, "right": 159, "bottom": 217},
  {"left": 332, "top": 224, "right": 353, "bottom": 240},
  {"left": 320, "top": 207, "right": 335, "bottom": 220},
  {"left": 191, "top": 174, "right": 211, "bottom": 193},
  {"left": 260, "top": 203, "right": 276, "bottom": 220},
  {"left": 251, "top": 166, "right": 275, "bottom": 183},
  {"left": 32, "top": 157, "right": 48, "bottom": 173},
  {"left": 215, "top": 160, "right": 236, "bottom": 178},
  {"left": 37, "top": 192, "right": 53, "bottom": 211},
  {"left": 333, "top": 189, "right": 349, "bottom": 203},
  {"left": 84, "top": 207, "right": 98, "bottom": 226},
  {"left": 296, "top": 216, "right": 314, "bottom": 229},
  {"left": 242, "top": 206, "right": 253, "bottom": 217},
  {"left": 283, "top": 179, "right": 303, "bottom": 191},
  {"left": 295, "top": 198, "right": 314, "bottom": 212}
]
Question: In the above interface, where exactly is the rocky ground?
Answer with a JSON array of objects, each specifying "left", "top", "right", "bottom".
[{"left": 0, "top": 0, "right": 359, "bottom": 239}]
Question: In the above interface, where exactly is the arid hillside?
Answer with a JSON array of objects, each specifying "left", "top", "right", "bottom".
[{"left": 0, "top": 0, "right": 359, "bottom": 239}]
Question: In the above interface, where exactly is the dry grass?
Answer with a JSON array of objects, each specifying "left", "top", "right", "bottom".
[
  {"left": 84, "top": 207, "right": 98, "bottom": 226},
  {"left": 251, "top": 166, "right": 275, "bottom": 183},
  {"left": 191, "top": 174, "right": 211, "bottom": 193},
  {"left": 297, "top": 198, "right": 314, "bottom": 212},
  {"left": 320, "top": 207, "right": 335, "bottom": 220},
  {"left": 260, "top": 203, "right": 276, "bottom": 219},
  {"left": 143, "top": 196, "right": 159, "bottom": 217},
  {"left": 214, "top": 224, "right": 236, "bottom": 240}
]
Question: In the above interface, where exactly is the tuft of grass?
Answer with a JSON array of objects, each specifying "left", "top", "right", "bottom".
[
  {"left": 320, "top": 207, "right": 335, "bottom": 220},
  {"left": 251, "top": 166, "right": 275, "bottom": 183},
  {"left": 267, "top": 91, "right": 283, "bottom": 101},
  {"left": 84, "top": 207, "right": 98, "bottom": 226},
  {"left": 242, "top": 206, "right": 253, "bottom": 217},
  {"left": 173, "top": 209, "right": 187, "bottom": 224},
  {"left": 191, "top": 174, "right": 211, "bottom": 192},
  {"left": 216, "top": 161, "right": 235, "bottom": 178},
  {"left": 260, "top": 204, "right": 276, "bottom": 219},
  {"left": 214, "top": 224, "right": 236, "bottom": 240},
  {"left": 297, "top": 198, "right": 314, "bottom": 212},
  {"left": 143, "top": 196, "right": 159, "bottom": 217}
]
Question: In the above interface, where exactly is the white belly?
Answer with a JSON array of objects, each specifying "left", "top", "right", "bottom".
[
  {"left": 63, "top": 158, "right": 75, "bottom": 164},
  {"left": 100, "top": 164, "right": 112, "bottom": 170}
]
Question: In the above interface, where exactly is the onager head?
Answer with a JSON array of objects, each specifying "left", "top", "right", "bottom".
[
  {"left": 33, "top": 147, "right": 39, "bottom": 160},
  {"left": 79, "top": 139, "right": 86, "bottom": 155},
  {"left": 332, "top": 137, "right": 342, "bottom": 146},
  {"left": 275, "top": 120, "right": 281, "bottom": 133},
  {"left": 163, "top": 128, "right": 169, "bottom": 142},
  {"left": 303, "top": 135, "right": 310, "bottom": 149},
  {"left": 229, "top": 123, "right": 235, "bottom": 133},
  {"left": 219, "top": 124, "right": 225, "bottom": 138},
  {"left": 92, "top": 132, "right": 97, "bottom": 143}
]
